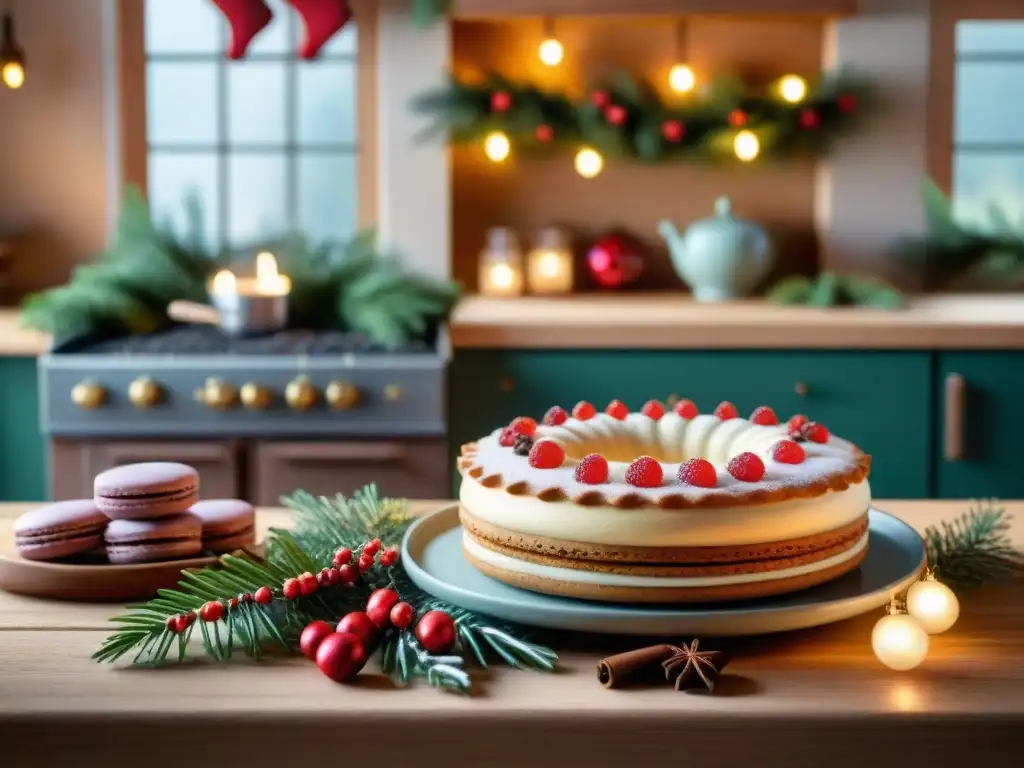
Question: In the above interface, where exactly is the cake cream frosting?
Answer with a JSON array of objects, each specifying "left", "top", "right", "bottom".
[{"left": 457, "top": 400, "right": 872, "bottom": 603}]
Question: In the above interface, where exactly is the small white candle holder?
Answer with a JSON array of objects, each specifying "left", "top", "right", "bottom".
[
  {"left": 527, "top": 227, "right": 574, "bottom": 294},
  {"left": 478, "top": 228, "right": 524, "bottom": 297},
  {"left": 208, "top": 252, "right": 292, "bottom": 337}
]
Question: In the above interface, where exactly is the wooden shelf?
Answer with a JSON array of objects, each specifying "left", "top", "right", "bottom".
[{"left": 452, "top": 0, "right": 858, "bottom": 18}]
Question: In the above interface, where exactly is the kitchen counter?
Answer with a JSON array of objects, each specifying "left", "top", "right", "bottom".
[{"left": 0, "top": 499, "right": 1021, "bottom": 767}]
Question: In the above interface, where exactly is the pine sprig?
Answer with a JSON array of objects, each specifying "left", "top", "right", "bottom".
[
  {"left": 924, "top": 501, "right": 1024, "bottom": 589},
  {"left": 767, "top": 271, "right": 904, "bottom": 308}
]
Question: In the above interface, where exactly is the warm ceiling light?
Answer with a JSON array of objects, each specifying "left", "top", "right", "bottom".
[{"left": 1, "top": 12, "right": 26, "bottom": 90}]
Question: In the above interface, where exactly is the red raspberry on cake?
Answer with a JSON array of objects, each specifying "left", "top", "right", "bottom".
[
  {"left": 673, "top": 399, "right": 698, "bottom": 419},
  {"left": 788, "top": 414, "right": 809, "bottom": 432},
  {"left": 714, "top": 401, "right": 739, "bottom": 420},
  {"left": 678, "top": 458, "right": 717, "bottom": 488},
  {"left": 498, "top": 427, "right": 516, "bottom": 447},
  {"left": 542, "top": 405, "right": 568, "bottom": 426},
  {"left": 750, "top": 406, "right": 779, "bottom": 426},
  {"left": 727, "top": 452, "right": 765, "bottom": 483},
  {"left": 574, "top": 453, "right": 609, "bottom": 484},
  {"left": 528, "top": 439, "right": 565, "bottom": 469},
  {"left": 804, "top": 422, "right": 829, "bottom": 443},
  {"left": 606, "top": 400, "right": 629, "bottom": 420},
  {"left": 572, "top": 400, "right": 597, "bottom": 420},
  {"left": 625, "top": 456, "right": 663, "bottom": 488},
  {"left": 509, "top": 416, "right": 537, "bottom": 437},
  {"left": 641, "top": 399, "right": 665, "bottom": 420},
  {"left": 771, "top": 440, "right": 806, "bottom": 464}
]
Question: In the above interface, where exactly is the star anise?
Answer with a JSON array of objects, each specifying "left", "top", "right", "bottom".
[
  {"left": 662, "top": 639, "right": 729, "bottom": 693},
  {"left": 513, "top": 435, "right": 534, "bottom": 456}
]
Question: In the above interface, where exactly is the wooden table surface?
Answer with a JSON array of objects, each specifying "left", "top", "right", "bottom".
[{"left": 0, "top": 499, "right": 1021, "bottom": 768}]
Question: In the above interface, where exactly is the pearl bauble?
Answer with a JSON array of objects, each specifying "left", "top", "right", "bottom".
[
  {"left": 872, "top": 612, "right": 930, "bottom": 671},
  {"left": 906, "top": 574, "right": 960, "bottom": 634}
]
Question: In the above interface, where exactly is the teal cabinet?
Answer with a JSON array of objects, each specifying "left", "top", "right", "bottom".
[
  {"left": 935, "top": 352, "right": 1024, "bottom": 499},
  {"left": 450, "top": 350, "right": 932, "bottom": 499},
  {"left": 0, "top": 357, "right": 46, "bottom": 501}
]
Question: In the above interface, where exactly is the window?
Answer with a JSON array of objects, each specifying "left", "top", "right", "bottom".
[
  {"left": 143, "top": 0, "right": 359, "bottom": 250},
  {"left": 952, "top": 21, "right": 1024, "bottom": 226}
]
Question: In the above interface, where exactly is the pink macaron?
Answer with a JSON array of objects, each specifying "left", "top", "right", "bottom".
[
  {"left": 187, "top": 499, "right": 256, "bottom": 553},
  {"left": 104, "top": 514, "right": 203, "bottom": 565},
  {"left": 94, "top": 462, "right": 199, "bottom": 520},
  {"left": 14, "top": 500, "right": 108, "bottom": 561}
]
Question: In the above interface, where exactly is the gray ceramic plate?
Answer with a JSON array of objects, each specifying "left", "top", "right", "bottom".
[{"left": 401, "top": 505, "right": 927, "bottom": 636}]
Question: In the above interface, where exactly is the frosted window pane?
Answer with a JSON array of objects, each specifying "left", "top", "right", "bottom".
[
  {"left": 319, "top": 22, "right": 358, "bottom": 57},
  {"left": 145, "top": 0, "right": 222, "bottom": 54},
  {"left": 955, "top": 63, "right": 1024, "bottom": 144},
  {"left": 147, "top": 63, "right": 219, "bottom": 145},
  {"left": 956, "top": 22, "right": 1024, "bottom": 54},
  {"left": 227, "top": 63, "right": 287, "bottom": 144},
  {"left": 297, "top": 62, "right": 357, "bottom": 145},
  {"left": 297, "top": 154, "right": 357, "bottom": 244},
  {"left": 227, "top": 154, "right": 290, "bottom": 245},
  {"left": 952, "top": 152, "right": 1024, "bottom": 230},
  {"left": 147, "top": 152, "right": 221, "bottom": 249},
  {"left": 246, "top": 0, "right": 292, "bottom": 54}
]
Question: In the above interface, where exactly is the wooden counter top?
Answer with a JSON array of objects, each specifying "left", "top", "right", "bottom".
[
  {"left": 0, "top": 499, "right": 1021, "bottom": 767},
  {"left": 0, "top": 308, "right": 49, "bottom": 356},
  {"left": 449, "top": 293, "right": 1024, "bottom": 349}
]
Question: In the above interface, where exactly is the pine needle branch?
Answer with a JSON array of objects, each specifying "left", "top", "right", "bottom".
[{"left": 924, "top": 500, "right": 1024, "bottom": 589}]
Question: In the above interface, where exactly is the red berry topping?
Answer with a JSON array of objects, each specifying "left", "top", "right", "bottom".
[
  {"left": 299, "top": 572, "right": 318, "bottom": 596},
  {"left": 674, "top": 399, "right": 698, "bottom": 419},
  {"left": 364, "top": 538, "right": 381, "bottom": 556},
  {"left": 498, "top": 427, "right": 516, "bottom": 447},
  {"left": 357, "top": 552, "right": 374, "bottom": 572},
  {"left": 390, "top": 601, "right": 415, "bottom": 630},
  {"left": 337, "top": 563, "right": 357, "bottom": 585},
  {"left": 253, "top": 586, "right": 273, "bottom": 605},
  {"left": 641, "top": 400, "right": 665, "bottom": 420},
  {"left": 333, "top": 547, "right": 352, "bottom": 567},
  {"left": 625, "top": 456, "right": 663, "bottom": 488},
  {"left": 199, "top": 601, "right": 224, "bottom": 623},
  {"left": 714, "top": 401, "right": 739, "bottom": 420},
  {"left": 282, "top": 578, "right": 302, "bottom": 600},
  {"left": 509, "top": 417, "right": 537, "bottom": 437},
  {"left": 606, "top": 400, "right": 629, "bottom": 420},
  {"left": 804, "top": 423, "right": 829, "bottom": 443},
  {"left": 543, "top": 405, "right": 568, "bottom": 426},
  {"left": 788, "top": 414, "right": 809, "bottom": 432},
  {"left": 572, "top": 400, "right": 596, "bottom": 420},
  {"left": 727, "top": 452, "right": 766, "bottom": 483},
  {"left": 678, "top": 458, "right": 717, "bottom": 488},
  {"left": 380, "top": 548, "right": 399, "bottom": 567},
  {"left": 528, "top": 439, "right": 565, "bottom": 469},
  {"left": 574, "top": 453, "right": 609, "bottom": 484},
  {"left": 771, "top": 440, "right": 806, "bottom": 464},
  {"left": 750, "top": 406, "right": 778, "bottom": 426}
]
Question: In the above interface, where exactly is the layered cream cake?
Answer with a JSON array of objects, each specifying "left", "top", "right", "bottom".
[{"left": 457, "top": 398, "right": 871, "bottom": 603}]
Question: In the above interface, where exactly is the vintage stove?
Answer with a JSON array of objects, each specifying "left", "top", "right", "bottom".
[{"left": 39, "top": 326, "right": 450, "bottom": 504}]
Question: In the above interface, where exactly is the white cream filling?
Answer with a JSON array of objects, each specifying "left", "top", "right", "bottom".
[
  {"left": 464, "top": 530, "right": 869, "bottom": 588},
  {"left": 460, "top": 475, "right": 871, "bottom": 547}
]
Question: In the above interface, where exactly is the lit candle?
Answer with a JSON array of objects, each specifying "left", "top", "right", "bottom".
[
  {"left": 207, "top": 253, "right": 291, "bottom": 336},
  {"left": 479, "top": 228, "right": 524, "bottom": 297},
  {"left": 254, "top": 252, "right": 292, "bottom": 296},
  {"left": 527, "top": 228, "right": 573, "bottom": 294}
]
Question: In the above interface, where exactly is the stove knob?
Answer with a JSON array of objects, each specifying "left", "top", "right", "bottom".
[
  {"left": 194, "top": 378, "right": 237, "bottom": 410},
  {"left": 285, "top": 376, "right": 319, "bottom": 411},
  {"left": 71, "top": 380, "right": 106, "bottom": 410},
  {"left": 325, "top": 380, "right": 360, "bottom": 410},
  {"left": 128, "top": 376, "right": 163, "bottom": 409},
  {"left": 240, "top": 383, "right": 274, "bottom": 411},
  {"left": 384, "top": 384, "right": 403, "bottom": 402}
]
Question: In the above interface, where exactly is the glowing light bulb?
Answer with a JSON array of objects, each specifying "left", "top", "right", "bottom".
[
  {"left": 1, "top": 61, "right": 24, "bottom": 89},
  {"left": 484, "top": 131, "right": 511, "bottom": 163},
  {"left": 574, "top": 147, "right": 604, "bottom": 179},
  {"left": 906, "top": 571, "right": 960, "bottom": 635},
  {"left": 668, "top": 64, "right": 696, "bottom": 94},
  {"left": 777, "top": 74, "right": 808, "bottom": 104},
  {"left": 871, "top": 601, "right": 930, "bottom": 671},
  {"left": 538, "top": 38, "right": 564, "bottom": 67},
  {"left": 211, "top": 270, "right": 238, "bottom": 296},
  {"left": 733, "top": 130, "right": 760, "bottom": 162},
  {"left": 490, "top": 263, "right": 515, "bottom": 289}
]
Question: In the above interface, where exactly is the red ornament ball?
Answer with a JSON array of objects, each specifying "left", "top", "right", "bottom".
[
  {"left": 604, "top": 104, "right": 628, "bottom": 125},
  {"left": 587, "top": 232, "right": 645, "bottom": 289},
  {"left": 590, "top": 90, "right": 611, "bottom": 108},
  {"left": 416, "top": 610, "right": 457, "bottom": 654},
  {"left": 728, "top": 109, "right": 747, "bottom": 127},
  {"left": 662, "top": 120, "right": 685, "bottom": 142},
  {"left": 337, "top": 610, "right": 379, "bottom": 647},
  {"left": 799, "top": 109, "right": 820, "bottom": 129},
  {"left": 535, "top": 124, "right": 554, "bottom": 143},
  {"left": 837, "top": 94, "right": 858, "bottom": 113},
  {"left": 490, "top": 90, "right": 513, "bottom": 113},
  {"left": 199, "top": 600, "right": 224, "bottom": 623},
  {"left": 390, "top": 601, "right": 415, "bottom": 630},
  {"left": 299, "top": 620, "right": 335, "bottom": 660},
  {"left": 316, "top": 632, "right": 367, "bottom": 683},
  {"left": 253, "top": 586, "right": 273, "bottom": 605},
  {"left": 366, "top": 588, "right": 402, "bottom": 628}
]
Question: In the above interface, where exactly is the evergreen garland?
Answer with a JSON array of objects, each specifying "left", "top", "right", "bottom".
[
  {"left": 767, "top": 272, "right": 904, "bottom": 308},
  {"left": 924, "top": 500, "right": 1023, "bottom": 590},
  {"left": 93, "top": 485, "right": 556, "bottom": 695},
  {"left": 412, "top": 70, "right": 870, "bottom": 164}
]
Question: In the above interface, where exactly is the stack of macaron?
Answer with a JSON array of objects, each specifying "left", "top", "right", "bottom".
[{"left": 13, "top": 462, "right": 256, "bottom": 566}]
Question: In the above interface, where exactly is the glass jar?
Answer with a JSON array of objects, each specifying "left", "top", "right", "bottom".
[
  {"left": 478, "top": 227, "right": 524, "bottom": 297},
  {"left": 527, "top": 227, "right": 573, "bottom": 294}
]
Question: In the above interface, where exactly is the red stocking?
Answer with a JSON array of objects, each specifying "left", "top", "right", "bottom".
[
  {"left": 211, "top": 0, "right": 273, "bottom": 60},
  {"left": 287, "top": 0, "right": 353, "bottom": 60}
]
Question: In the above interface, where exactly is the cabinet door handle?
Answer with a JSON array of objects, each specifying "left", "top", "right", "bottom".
[{"left": 944, "top": 373, "right": 966, "bottom": 462}]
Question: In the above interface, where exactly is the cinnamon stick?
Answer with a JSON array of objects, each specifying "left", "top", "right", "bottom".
[{"left": 597, "top": 644, "right": 676, "bottom": 689}]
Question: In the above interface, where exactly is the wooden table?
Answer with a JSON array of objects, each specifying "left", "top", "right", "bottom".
[{"left": 0, "top": 500, "right": 1021, "bottom": 768}]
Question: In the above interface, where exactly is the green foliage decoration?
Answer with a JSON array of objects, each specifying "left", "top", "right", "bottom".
[
  {"left": 924, "top": 500, "right": 1023, "bottom": 590},
  {"left": 767, "top": 271, "right": 904, "bottom": 308}
]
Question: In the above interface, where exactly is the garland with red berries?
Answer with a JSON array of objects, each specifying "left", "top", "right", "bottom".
[
  {"left": 93, "top": 485, "right": 556, "bottom": 694},
  {"left": 411, "top": 70, "right": 869, "bottom": 163}
]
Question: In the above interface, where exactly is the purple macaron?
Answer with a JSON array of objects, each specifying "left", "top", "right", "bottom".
[
  {"left": 14, "top": 500, "right": 108, "bottom": 561},
  {"left": 187, "top": 499, "right": 256, "bottom": 553},
  {"left": 104, "top": 514, "right": 203, "bottom": 564},
  {"left": 94, "top": 462, "right": 199, "bottom": 520}
]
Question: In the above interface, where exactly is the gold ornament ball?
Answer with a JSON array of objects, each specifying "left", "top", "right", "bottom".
[
  {"left": 871, "top": 612, "right": 930, "bottom": 671},
  {"left": 906, "top": 576, "right": 960, "bottom": 635}
]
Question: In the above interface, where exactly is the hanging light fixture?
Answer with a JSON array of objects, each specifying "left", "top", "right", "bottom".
[
  {"left": 668, "top": 21, "right": 695, "bottom": 95},
  {"left": 538, "top": 17, "right": 563, "bottom": 68},
  {"left": 1, "top": 4, "right": 26, "bottom": 90}
]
